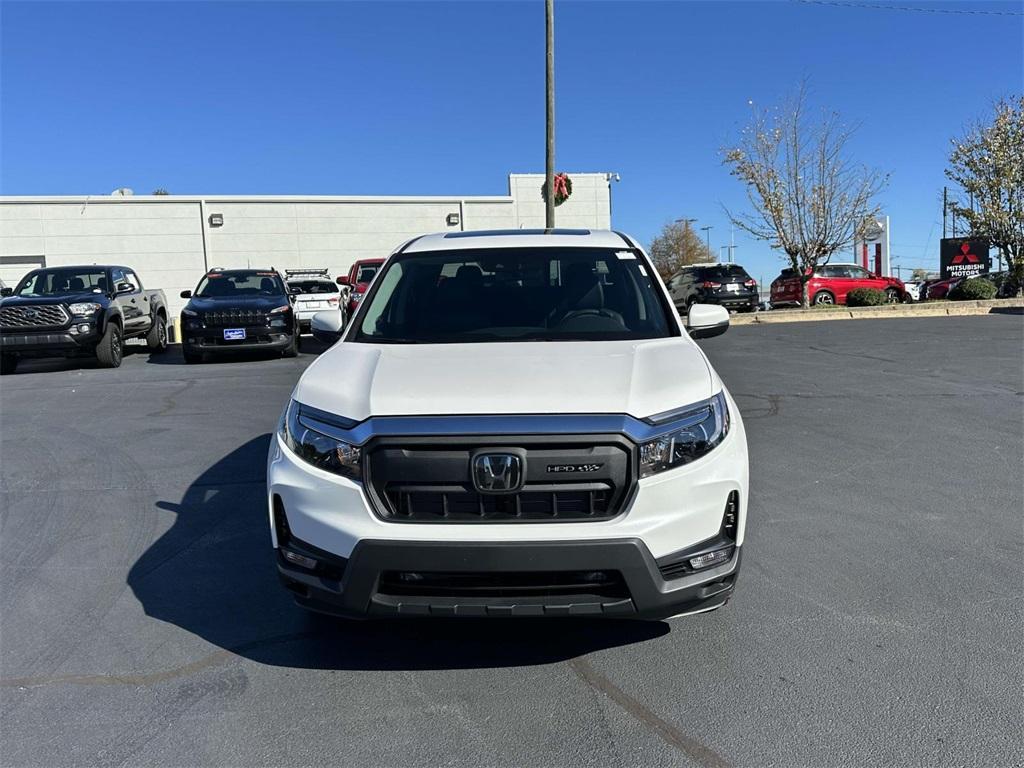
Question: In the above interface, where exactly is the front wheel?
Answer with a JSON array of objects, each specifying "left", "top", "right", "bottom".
[
  {"left": 813, "top": 291, "right": 835, "bottom": 306},
  {"left": 885, "top": 288, "right": 901, "bottom": 304},
  {"left": 95, "top": 322, "right": 123, "bottom": 368},
  {"left": 282, "top": 334, "right": 299, "bottom": 358},
  {"left": 0, "top": 354, "right": 18, "bottom": 375},
  {"left": 146, "top": 314, "right": 168, "bottom": 352}
]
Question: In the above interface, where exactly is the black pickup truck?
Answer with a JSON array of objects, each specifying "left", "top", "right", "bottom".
[{"left": 0, "top": 265, "right": 168, "bottom": 374}]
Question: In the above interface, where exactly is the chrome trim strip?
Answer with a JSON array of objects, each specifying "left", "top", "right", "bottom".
[{"left": 294, "top": 396, "right": 722, "bottom": 446}]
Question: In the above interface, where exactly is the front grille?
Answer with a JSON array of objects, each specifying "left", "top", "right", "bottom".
[
  {"left": 365, "top": 438, "right": 635, "bottom": 523},
  {"left": 202, "top": 308, "right": 269, "bottom": 327},
  {"left": 384, "top": 485, "right": 613, "bottom": 522},
  {"left": 0, "top": 304, "right": 70, "bottom": 329}
]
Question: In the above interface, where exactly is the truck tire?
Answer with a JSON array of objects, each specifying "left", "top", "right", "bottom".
[
  {"left": 0, "top": 354, "right": 18, "bottom": 375},
  {"left": 146, "top": 313, "right": 168, "bottom": 352},
  {"left": 95, "top": 321, "right": 123, "bottom": 368}
]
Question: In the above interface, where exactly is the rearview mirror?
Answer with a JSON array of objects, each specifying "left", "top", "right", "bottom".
[
  {"left": 311, "top": 310, "right": 345, "bottom": 346},
  {"left": 0, "top": 287, "right": 12, "bottom": 297},
  {"left": 180, "top": 290, "right": 192, "bottom": 299},
  {"left": 686, "top": 304, "right": 730, "bottom": 339}
]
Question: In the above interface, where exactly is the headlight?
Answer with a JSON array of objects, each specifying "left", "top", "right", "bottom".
[
  {"left": 280, "top": 400, "right": 361, "bottom": 481},
  {"left": 69, "top": 302, "right": 101, "bottom": 316},
  {"left": 639, "top": 391, "right": 730, "bottom": 478}
]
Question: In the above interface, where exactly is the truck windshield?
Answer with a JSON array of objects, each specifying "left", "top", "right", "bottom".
[
  {"left": 194, "top": 271, "right": 285, "bottom": 297},
  {"left": 355, "top": 265, "right": 379, "bottom": 284},
  {"left": 288, "top": 280, "right": 338, "bottom": 294},
  {"left": 16, "top": 268, "right": 109, "bottom": 297},
  {"left": 354, "top": 247, "right": 676, "bottom": 344}
]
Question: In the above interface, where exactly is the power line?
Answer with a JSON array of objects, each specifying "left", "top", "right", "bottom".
[{"left": 795, "top": 0, "right": 1024, "bottom": 16}]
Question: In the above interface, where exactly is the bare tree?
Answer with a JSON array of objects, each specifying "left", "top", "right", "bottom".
[
  {"left": 648, "top": 220, "right": 713, "bottom": 279},
  {"left": 946, "top": 96, "right": 1023, "bottom": 295},
  {"left": 723, "top": 87, "right": 888, "bottom": 306}
]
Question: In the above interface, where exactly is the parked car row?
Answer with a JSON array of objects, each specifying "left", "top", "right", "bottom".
[{"left": 0, "top": 260, "right": 387, "bottom": 372}]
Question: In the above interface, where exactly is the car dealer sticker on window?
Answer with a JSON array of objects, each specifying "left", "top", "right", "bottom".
[{"left": 224, "top": 328, "right": 246, "bottom": 341}]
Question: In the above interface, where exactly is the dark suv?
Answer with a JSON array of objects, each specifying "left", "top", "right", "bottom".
[
  {"left": 667, "top": 264, "right": 759, "bottom": 313},
  {"left": 179, "top": 269, "right": 298, "bottom": 363}
]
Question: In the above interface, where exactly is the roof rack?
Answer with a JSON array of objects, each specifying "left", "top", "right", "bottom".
[{"left": 284, "top": 268, "right": 331, "bottom": 278}]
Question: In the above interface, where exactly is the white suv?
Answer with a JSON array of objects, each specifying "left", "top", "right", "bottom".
[{"left": 268, "top": 229, "right": 748, "bottom": 619}]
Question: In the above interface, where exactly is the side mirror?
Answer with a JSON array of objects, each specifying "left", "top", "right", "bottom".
[
  {"left": 0, "top": 287, "right": 13, "bottom": 297},
  {"left": 311, "top": 310, "right": 345, "bottom": 346},
  {"left": 686, "top": 304, "right": 730, "bottom": 339},
  {"left": 180, "top": 290, "right": 192, "bottom": 299},
  {"left": 336, "top": 275, "right": 350, "bottom": 286},
  {"left": 116, "top": 281, "right": 134, "bottom": 294}
]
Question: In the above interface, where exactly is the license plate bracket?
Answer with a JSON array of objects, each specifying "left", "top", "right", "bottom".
[{"left": 223, "top": 328, "right": 246, "bottom": 341}]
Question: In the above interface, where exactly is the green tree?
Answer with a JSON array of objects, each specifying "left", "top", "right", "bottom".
[
  {"left": 648, "top": 219, "right": 713, "bottom": 279},
  {"left": 946, "top": 96, "right": 1024, "bottom": 295},
  {"left": 722, "top": 86, "right": 887, "bottom": 307}
]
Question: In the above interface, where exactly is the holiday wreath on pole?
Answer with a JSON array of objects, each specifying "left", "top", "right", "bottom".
[{"left": 541, "top": 173, "right": 573, "bottom": 207}]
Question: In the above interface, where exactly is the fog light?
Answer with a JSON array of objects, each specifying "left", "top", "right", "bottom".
[
  {"left": 69, "top": 326, "right": 79, "bottom": 335},
  {"left": 398, "top": 572, "right": 424, "bottom": 582},
  {"left": 78, "top": 324, "right": 91, "bottom": 333},
  {"left": 688, "top": 547, "right": 733, "bottom": 571},
  {"left": 281, "top": 548, "right": 317, "bottom": 570}
]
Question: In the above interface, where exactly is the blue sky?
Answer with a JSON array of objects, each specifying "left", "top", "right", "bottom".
[{"left": 2, "top": 0, "right": 1021, "bottom": 280}]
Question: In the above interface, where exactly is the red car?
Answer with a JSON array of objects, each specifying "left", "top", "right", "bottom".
[
  {"left": 923, "top": 276, "right": 961, "bottom": 300},
  {"left": 771, "top": 263, "right": 907, "bottom": 307},
  {"left": 337, "top": 258, "right": 385, "bottom": 316}
]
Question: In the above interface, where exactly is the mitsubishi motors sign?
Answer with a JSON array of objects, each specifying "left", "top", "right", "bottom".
[{"left": 940, "top": 238, "right": 989, "bottom": 280}]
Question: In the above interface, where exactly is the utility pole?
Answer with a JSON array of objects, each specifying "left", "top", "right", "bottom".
[
  {"left": 701, "top": 226, "right": 713, "bottom": 256},
  {"left": 943, "top": 186, "right": 948, "bottom": 238},
  {"left": 545, "top": 0, "right": 556, "bottom": 229},
  {"left": 727, "top": 226, "right": 737, "bottom": 263}
]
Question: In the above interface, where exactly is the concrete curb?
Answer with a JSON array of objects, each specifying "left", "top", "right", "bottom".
[{"left": 731, "top": 298, "right": 1024, "bottom": 325}]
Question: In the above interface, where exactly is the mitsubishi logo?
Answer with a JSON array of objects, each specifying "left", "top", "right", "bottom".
[
  {"left": 952, "top": 242, "right": 980, "bottom": 264},
  {"left": 472, "top": 453, "right": 524, "bottom": 494}
]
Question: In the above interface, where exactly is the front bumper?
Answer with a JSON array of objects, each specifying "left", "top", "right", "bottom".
[
  {"left": 276, "top": 535, "right": 741, "bottom": 619},
  {"left": 0, "top": 327, "right": 99, "bottom": 354},
  {"left": 183, "top": 327, "right": 293, "bottom": 354}
]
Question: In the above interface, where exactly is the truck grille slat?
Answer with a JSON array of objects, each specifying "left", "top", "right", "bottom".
[
  {"left": 0, "top": 305, "right": 70, "bottom": 329},
  {"left": 201, "top": 309, "right": 269, "bottom": 327}
]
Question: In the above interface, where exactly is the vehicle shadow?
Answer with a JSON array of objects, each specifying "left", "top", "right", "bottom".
[
  {"left": 3, "top": 343, "right": 150, "bottom": 376},
  {"left": 128, "top": 435, "right": 668, "bottom": 671}
]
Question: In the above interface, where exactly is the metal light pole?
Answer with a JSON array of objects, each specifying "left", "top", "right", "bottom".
[
  {"left": 701, "top": 226, "right": 713, "bottom": 256},
  {"left": 545, "top": 0, "right": 556, "bottom": 229},
  {"left": 674, "top": 218, "right": 697, "bottom": 264}
]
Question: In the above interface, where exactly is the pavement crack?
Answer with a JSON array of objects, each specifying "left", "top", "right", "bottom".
[
  {"left": 0, "top": 631, "right": 314, "bottom": 689},
  {"left": 146, "top": 379, "right": 196, "bottom": 417},
  {"left": 568, "top": 656, "right": 732, "bottom": 768}
]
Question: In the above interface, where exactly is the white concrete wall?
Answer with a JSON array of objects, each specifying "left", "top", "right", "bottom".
[
  {"left": 508, "top": 173, "right": 612, "bottom": 230},
  {"left": 0, "top": 174, "right": 613, "bottom": 315}
]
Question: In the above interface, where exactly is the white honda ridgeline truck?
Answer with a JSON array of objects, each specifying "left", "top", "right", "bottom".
[{"left": 268, "top": 229, "right": 748, "bottom": 619}]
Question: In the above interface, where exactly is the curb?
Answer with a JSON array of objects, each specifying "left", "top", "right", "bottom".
[{"left": 731, "top": 299, "right": 1024, "bottom": 325}]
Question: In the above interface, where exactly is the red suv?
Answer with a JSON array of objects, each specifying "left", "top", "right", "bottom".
[
  {"left": 337, "top": 258, "right": 385, "bottom": 316},
  {"left": 771, "top": 264, "right": 907, "bottom": 306}
]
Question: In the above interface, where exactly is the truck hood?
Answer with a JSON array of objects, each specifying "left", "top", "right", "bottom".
[
  {"left": 0, "top": 291, "right": 106, "bottom": 307},
  {"left": 295, "top": 338, "right": 717, "bottom": 421}
]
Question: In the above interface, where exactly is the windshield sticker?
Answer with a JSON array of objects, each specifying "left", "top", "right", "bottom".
[
  {"left": 638, "top": 264, "right": 649, "bottom": 277},
  {"left": 615, "top": 251, "right": 637, "bottom": 260}
]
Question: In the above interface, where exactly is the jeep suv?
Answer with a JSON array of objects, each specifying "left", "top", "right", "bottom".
[{"left": 268, "top": 230, "right": 748, "bottom": 619}]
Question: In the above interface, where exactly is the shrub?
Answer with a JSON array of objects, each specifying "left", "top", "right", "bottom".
[
  {"left": 846, "top": 287, "right": 887, "bottom": 307},
  {"left": 949, "top": 277, "right": 997, "bottom": 301}
]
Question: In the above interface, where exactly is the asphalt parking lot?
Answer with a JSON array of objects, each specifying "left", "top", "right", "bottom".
[{"left": 1, "top": 316, "right": 1021, "bottom": 768}]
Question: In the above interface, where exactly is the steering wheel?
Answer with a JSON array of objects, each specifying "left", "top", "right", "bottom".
[{"left": 555, "top": 307, "right": 625, "bottom": 327}]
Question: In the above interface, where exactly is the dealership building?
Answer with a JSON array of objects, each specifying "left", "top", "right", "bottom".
[{"left": 0, "top": 172, "right": 615, "bottom": 315}]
